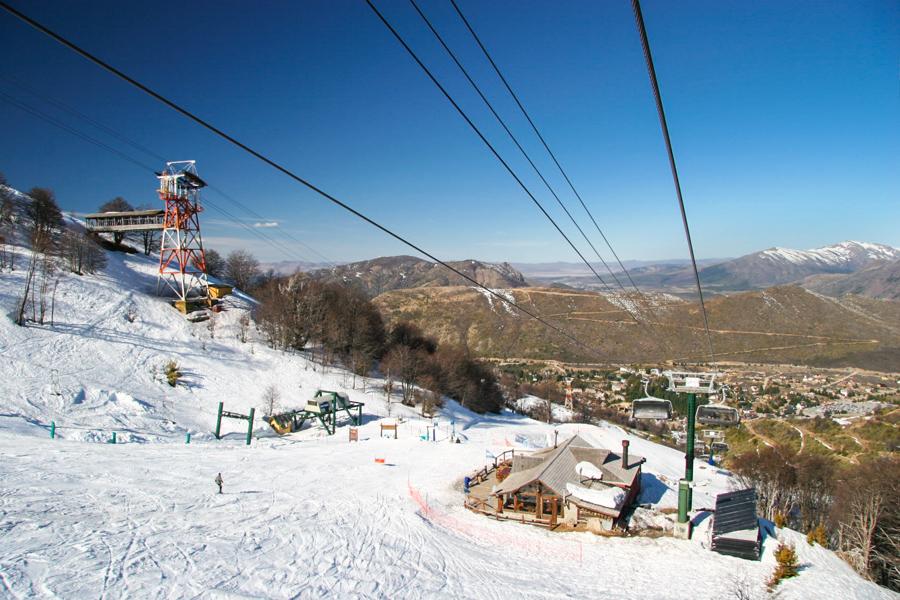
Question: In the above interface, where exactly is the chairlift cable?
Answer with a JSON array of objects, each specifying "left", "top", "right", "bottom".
[
  {"left": 629, "top": 0, "right": 715, "bottom": 364},
  {"left": 0, "top": 90, "right": 327, "bottom": 267},
  {"left": 410, "top": 0, "right": 626, "bottom": 295},
  {"left": 0, "top": 0, "right": 611, "bottom": 360},
  {"left": 0, "top": 72, "right": 338, "bottom": 269},
  {"left": 447, "top": 0, "right": 659, "bottom": 310},
  {"left": 365, "top": 1, "right": 627, "bottom": 304},
  {"left": 405, "top": 0, "right": 679, "bottom": 359}
]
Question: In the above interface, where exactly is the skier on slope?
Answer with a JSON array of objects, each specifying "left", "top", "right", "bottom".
[{"left": 214, "top": 472, "right": 223, "bottom": 494}]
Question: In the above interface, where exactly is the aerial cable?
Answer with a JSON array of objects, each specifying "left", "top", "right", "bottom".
[
  {"left": 629, "top": 0, "right": 715, "bottom": 362},
  {"left": 448, "top": 0, "right": 677, "bottom": 347},
  {"left": 448, "top": 0, "right": 647, "bottom": 301},
  {"left": 406, "top": 0, "right": 676, "bottom": 359},
  {"left": 0, "top": 0, "right": 610, "bottom": 360},
  {"left": 0, "top": 90, "right": 327, "bottom": 267},
  {"left": 364, "top": 1, "right": 621, "bottom": 295},
  {"left": 0, "top": 72, "right": 338, "bottom": 269},
  {"left": 408, "top": 0, "right": 625, "bottom": 295}
]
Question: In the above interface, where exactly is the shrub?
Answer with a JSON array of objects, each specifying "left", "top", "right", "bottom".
[
  {"left": 164, "top": 360, "right": 181, "bottom": 387},
  {"left": 774, "top": 511, "right": 788, "bottom": 528},
  {"left": 806, "top": 523, "right": 827, "bottom": 547},
  {"left": 768, "top": 543, "right": 800, "bottom": 589}
]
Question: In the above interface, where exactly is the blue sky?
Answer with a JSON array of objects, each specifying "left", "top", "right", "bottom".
[{"left": 1, "top": 0, "right": 897, "bottom": 264}]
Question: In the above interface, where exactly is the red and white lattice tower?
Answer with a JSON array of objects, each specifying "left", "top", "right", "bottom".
[
  {"left": 156, "top": 161, "right": 208, "bottom": 303},
  {"left": 564, "top": 377, "right": 574, "bottom": 410}
]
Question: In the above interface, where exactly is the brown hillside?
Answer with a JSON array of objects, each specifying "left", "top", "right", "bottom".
[{"left": 373, "top": 285, "right": 900, "bottom": 371}]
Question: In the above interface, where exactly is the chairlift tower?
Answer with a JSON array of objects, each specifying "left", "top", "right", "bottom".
[
  {"left": 564, "top": 377, "right": 574, "bottom": 410},
  {"left": 663, "top": 370, "right": 720, "bottom": 527},
  {"left": 156, "top": 161, "right": 209, "bottom": 305}
]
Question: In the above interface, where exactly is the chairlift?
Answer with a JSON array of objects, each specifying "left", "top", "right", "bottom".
[
  {"left": 696, "top": 386, "right": 740, "bottom": 426},
  {"left": 631, "top": 378, "right": 673, "bottom": 420},
  {"left": 632, "top": 397, "right": 673, "bottom": 420}
]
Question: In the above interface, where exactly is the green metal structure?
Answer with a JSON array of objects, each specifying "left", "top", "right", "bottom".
[
  {"left": 266, "top": 390, "right": 364, "bottom": 436},
  {"left": 663, "top": 371, "right": 721, "bottom": 527},
  {"left": 214, "top": 401, "right": 256, "bottom": 445}
]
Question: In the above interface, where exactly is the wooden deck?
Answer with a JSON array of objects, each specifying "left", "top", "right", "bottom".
[{"left": 463, "top": 457, "right": 559, "bottom": 529}]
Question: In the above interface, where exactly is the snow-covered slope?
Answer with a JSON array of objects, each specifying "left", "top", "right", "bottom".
[{"left": 0, "top": 238, "right": 892, "bottom": 598}]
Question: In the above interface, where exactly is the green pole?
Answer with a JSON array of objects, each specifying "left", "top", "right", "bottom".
[
  {"left": 246, "top": 408, "right": 255, "bottom": 445},
  {"left": 685, "top": 392, "right": 696, "bottom": 512},
  {"left": 110, "top": 431, "right": 117, "bottom": 444},
  {"left": 50, "top": 421, "right": 56, "bottom": 439},
  {"left": 215, "top": 401, "right": 224, "bottom": 439},
  {"left": 186, "top": 432, "right": 191, "bottom": 444},
  {"left": 685, "top": 393, "right": 696, "bottom": 482}
]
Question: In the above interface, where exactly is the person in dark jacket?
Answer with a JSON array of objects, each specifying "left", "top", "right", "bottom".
[{"left": 214, "top": 472, "right": 223, "bottom": 494}]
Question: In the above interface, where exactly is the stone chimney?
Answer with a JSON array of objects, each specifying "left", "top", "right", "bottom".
[{"left": 622, "top": 439, "right": 630, "bottom": 468}]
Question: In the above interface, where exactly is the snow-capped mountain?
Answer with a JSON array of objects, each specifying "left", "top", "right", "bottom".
[
  {"left": 697, "top": 241, "right": 900, "bottom": 290},
  {"left": 758, "top": 241, "right": 900, "bottom": 269}
]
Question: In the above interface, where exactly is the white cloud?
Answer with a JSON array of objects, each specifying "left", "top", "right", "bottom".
[{"left": 253, "top": 221, "right": 279, "bottom": 228}]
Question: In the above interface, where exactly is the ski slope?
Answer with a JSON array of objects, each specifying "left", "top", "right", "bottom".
[{"left": 0, "top": 241, "right": 893, "bottom": 599}]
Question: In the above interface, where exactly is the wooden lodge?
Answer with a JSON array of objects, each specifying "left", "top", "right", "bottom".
[{"left": 465, "top": 435, "right": 644, "bottom": 532}]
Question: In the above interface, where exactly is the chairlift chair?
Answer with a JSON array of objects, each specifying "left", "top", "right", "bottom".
[
  {"left": 631, "top": 377, "right": 673, "bottom": 420},
  {"left": 631, "top": 397, "right": 673, "bottom": 420},
  {"left": 695, "top": 387, "right": 740, "bottom": 426},
  {"left": 696, "top": 405, "right": 740, "bottom": 426}
]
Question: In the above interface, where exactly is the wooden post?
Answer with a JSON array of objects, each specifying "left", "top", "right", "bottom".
[
  {"left": 536, "top": 485, "right": 543, "bottom": 519},
  {"left": 550, "top": 497, "right": 558, "bottom": 527},
  {"left": 496, "top": 495, "right": 503, "bottom": 514}
]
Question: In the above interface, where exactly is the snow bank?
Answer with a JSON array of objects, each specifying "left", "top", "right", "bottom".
[
  {"left": 566, "top": 482, "right": 625, "bottom": 510},
  {"left": 575, "top": 460, "right": 604, "bottom": 480}
]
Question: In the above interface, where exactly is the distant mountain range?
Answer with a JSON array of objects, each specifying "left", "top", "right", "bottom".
[
  {"left": 696, "top": 241, "right": 900, "bottom": 291},
  {"left": 803, "top": 259, "right": 900, "bottom": 301},
  {"left": 306, "top": 255, "right": 527, "bottom": 296},
  {"left": 524, "top": 241, "right": 900, "bottom": 300},
  {"left": 266, "top": 240, "right": 900, "bottom": 301},
  {"left": 262, "top": 260, "right": 330, "bottom": 275}
]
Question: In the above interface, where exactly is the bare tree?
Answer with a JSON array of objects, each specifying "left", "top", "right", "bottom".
[
  {"left": 832, "top": 457, "right": 900, "bottom": 590},
  {"left": 381, "top": 344, "right": 428, "bottom": 406},
  {"left": 98, "top": 197, "right": 133, "bottom": 246},
  {"left": 58, "top": 228, "right": 107, "bottom": 275},
  {"left": 204, "top": 248, "right": 225, "bottom": 278},
  {"left": 260, "top": 384, "right": 281, "bottom": 416},
  {"left": 25, "top": 188, "right": 62, "bottom": 248},
  {"left": 133, "top": 204, "right": 159, "bottom": 255},
  {"left": 238, "top": 312, "right": 250, "bottom": 343},
  {"left": 16, "top": 249, "right": 38, "bottom": 326},
  {"left": 225, "top": 249, "right": 260, "bottom": 290}
]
